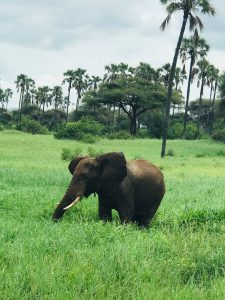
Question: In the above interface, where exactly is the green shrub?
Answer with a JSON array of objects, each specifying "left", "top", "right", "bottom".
[
  {"left": 107, "top": 130, "right": 132, "bottom": 140},
  {"left": 0, "top": 112, "right": 13, "bottom": 125},
  {"left": 81, "top": 134, "right": 98, "bottom": 144},
  {"left": 61, "top": 147, "right": 83, "bottom": 161},
  {"left": 16, "top": 118, "right": 48, "bottom": 135},
  {"left": 166, "top": 149, "right": 175, "bottom": 157},
  {"left": 0, "top": 124, "right": 4, "bottom": 131},
  {"left": 185, "top": 123, "right": 199, "bottom": 140},
  {"left": 136, "top": 128, "right": 150, "bottom": 139},
  {"left": 61, "top": 146, "right": 104, "bottom": 161},
  {"left": 167, "top": 122, "right": 199, "bottom": 140},
  {"left": 55, "top": 117, "right": 102, "bottom": 140},
  {"left": 212, "top": 129, "right": 225, "bottom": 143},
  {"left": 87, "top": 147, "right": 103, "bottom": 157}
]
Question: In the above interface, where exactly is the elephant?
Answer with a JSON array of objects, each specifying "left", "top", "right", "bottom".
[{"left": 52, "top": 152, "right": 165, "bottom": 227}]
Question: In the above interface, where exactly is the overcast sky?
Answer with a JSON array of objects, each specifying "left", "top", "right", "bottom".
[{"left": 0, "top": 0, "right": 224, "bottom": 108}]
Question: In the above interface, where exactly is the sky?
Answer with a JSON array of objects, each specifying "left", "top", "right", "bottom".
[{"left": 0, "top": 0, "right": 224, "bottom": 108}]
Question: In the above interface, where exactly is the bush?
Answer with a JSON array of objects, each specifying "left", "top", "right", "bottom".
[
  {"left": 166, "top": 149, "right": 175, "bottom": 157},
  {"left": 61, "top": 147, "right": 83, "bottom": 161},
  {"left": 40, "top": 109, "right": 67, "bottom": 131},
  {"left": 0, "top": 124, "right": 4, "bottom": 131},
  {"left": 212, "top": 129, "right": 225, "bottom": 143},
  {"left": 61, "top": 146, "right": 103, "bottom": 161},
  {"left": 0, "top": 112, "right": 13, "bottom": 125},
  {"left": 136, "top": 128, "right": 150, "bottom": 139},
  {"left": 55, "top": 117, "right": 103, "bottom": 140},
  {"left": 167, "top": 122, "right": 199, "bottom": 140},
  {"left": 16, "top": 118, "right": 48, "bottom": 135},
  {"left": 87, "top": 147, "right": 103, "bottom": 157},
  {"left": 107, "top": 130, "right": 132, "bottom": 140},
  {"left": 81, "top": 134, "right": 98, "bottom": 144}
]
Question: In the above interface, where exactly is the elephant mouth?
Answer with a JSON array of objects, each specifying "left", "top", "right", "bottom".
[{"left": 63, "top": 196, "right": 82, "bottom": 211}]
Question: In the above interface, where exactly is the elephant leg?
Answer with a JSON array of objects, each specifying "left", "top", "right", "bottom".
[
  {"left": 117, "top": 205, "right": 134, "bottom": 224},
  {"left": 133, "top": 215, "right": 150, "bottom": 228},
  {"left": 134, "top": 200, "right": 161, "bottom": 228},
  {"left": 98, "top": 198, "right": 112, "bottom": 222}
]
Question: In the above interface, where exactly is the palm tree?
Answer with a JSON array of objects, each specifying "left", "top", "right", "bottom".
[
  {"left": 72, "top": 68, "right": 89, "bottom": 111},
  {"left": 15, "top": 74, "right": 28, "bottom": 123},
  {"left": 208, "top": 66, "right": 219, "bottom": 130},
  {"left": 180, "top": 33, "right": 209, "bottom": 138},
  {"left": 4, "top": 88, "right": 13, "bottom": 111},
  {"left": 174, "top": 67, "right": 187, "bottom": 90},
  {"left": 160, "top": 0, "right": 215, "bottom": 157},
  {"left": 36, "top": 86, "right": 52, "bottom": 115},
  {"left": 86, "top": 76, "right": 102, "bottom": 119},
  {"left": 196, "top": 58, "right": 210, "bottom": 136},
  {"left": 118, "top": 62, "right": 129, "bottom": 76},
  {"left": 171, "top": 67, "right": 187, "bottom": 115},
  {"left": 134, "top": 62, "right": 156, "bottom": 82},
  {"left": 23, "top": 77, "right": 35, "bottom": 107},
  {"left": 52, "top": 86, "right": 63, "bottom": 110},
  {"left": 62, "top": 70, "right": 76, "bottom": 123},
  {"left": 0, "top": 88, "right": 5, "bottom": 113},
  {"left": 104, "top": 64, "right": 120, "bottom": 82},
  {"left": 158, "top": 63, "right": 171, "bottom": 87}
]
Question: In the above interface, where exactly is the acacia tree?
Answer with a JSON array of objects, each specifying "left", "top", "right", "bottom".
[
  {"left": 96, "top": 77, "right": 181, "bottom": 135},
  {"left": 160, "top": 0, "right": 215, "bottom": 157},
  {"left": 180, "top": 33, "right": 209, "bottom": 137}
]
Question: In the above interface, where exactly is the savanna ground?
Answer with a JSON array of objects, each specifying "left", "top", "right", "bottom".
[{"left": 1, "top": 130, "right": 225, "bottom": 300}]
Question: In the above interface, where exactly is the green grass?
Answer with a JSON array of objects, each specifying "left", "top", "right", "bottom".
[{"left": 1, "top": 130, "right": 225, "bottom": 299}]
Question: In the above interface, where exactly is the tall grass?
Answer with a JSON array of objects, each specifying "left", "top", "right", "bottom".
[{"left": 1, "top": 130, "right": 225, "bottom": 299}]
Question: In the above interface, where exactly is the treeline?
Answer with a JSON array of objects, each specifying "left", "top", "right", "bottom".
[{"left": 0, "top": 60, "right": 225, "bottom": 141}]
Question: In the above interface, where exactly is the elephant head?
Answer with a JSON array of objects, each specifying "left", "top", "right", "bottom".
[{"left": 52, "top": 152, "right": 127, "bottom": 220}]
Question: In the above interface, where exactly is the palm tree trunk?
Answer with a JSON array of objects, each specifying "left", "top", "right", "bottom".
[
  {"left": 161, "top": 14, "right": 188, "bottom": 157},
  {"left": 17, "top": 90, "right": 23, "bottom": 124},
  {"left": 207, "top": 83, "right": 214, "bottom": 130},
  {"left": 182, "top": 56, "right": 194, "bottom": 139},
  {"left": 19, "top": 88, "right": 25, "bottom": 123},
  {"left": 112, "top": 105, "right": 116, "bottom": 129},
  {"left": 210, "top": 80, "right": 218, "bottom": 131},
  {"left": 76, "top": 89, "right": 81, "bottom": 111},
  {"left": 197, "top": 79, "right": 204, "bottom": 137},
  {"left": 66, "top": 80, "right": 71, "bottom": 124},
  {"left": 93, "top": 102, "right": 96, "bottom": 120}
]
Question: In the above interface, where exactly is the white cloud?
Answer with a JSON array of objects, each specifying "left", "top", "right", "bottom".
[{"left": 0, "top": 0, "right": 223, "bottom": 108}]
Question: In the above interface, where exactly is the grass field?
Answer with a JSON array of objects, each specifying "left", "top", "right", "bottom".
[{"left": 1, "top": 130, "right": 225, "bottom": 299}]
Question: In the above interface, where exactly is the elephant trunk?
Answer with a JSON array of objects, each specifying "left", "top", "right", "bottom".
[{"left": 52, "top": 179, "right": 85, "bottom": 221}]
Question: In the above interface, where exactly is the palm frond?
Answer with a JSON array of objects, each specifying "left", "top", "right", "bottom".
[
  {"left": 166, "top": 2, "right": 182, "bottom": 14},
  {"left": 160, "top": 0, "right": 168, "bottom": 4},
  {"left": 189, "top": 14, "right": 204, "bottom": 31},
  {"left": 160, "top": 14, "right": 172, "bottom": 31},
  {"left": 200, "top": 0, "right": 216, "bottom": 15}
]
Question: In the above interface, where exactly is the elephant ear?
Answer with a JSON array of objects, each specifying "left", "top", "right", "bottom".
[
  {"left": 96, "top": 152, "right": 127, "bottom": 193},
  {"left": 68, "top": 156, "right": 88, "bottom": 175}
]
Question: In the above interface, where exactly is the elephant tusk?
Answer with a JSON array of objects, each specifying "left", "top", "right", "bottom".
[{"left": 63, "top": 196, "right": 81, "bottom": 210}]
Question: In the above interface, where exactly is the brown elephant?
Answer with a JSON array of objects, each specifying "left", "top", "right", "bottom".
[{"left": 52, "top": 152, "right": 165, "bottom": 227}]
